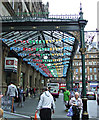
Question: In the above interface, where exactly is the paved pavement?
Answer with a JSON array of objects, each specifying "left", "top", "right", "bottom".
[{"left": 3, "top": 93, "right": 99, "bottom": 120}]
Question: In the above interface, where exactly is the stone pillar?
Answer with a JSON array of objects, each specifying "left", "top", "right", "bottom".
[
  {"left": 40, "top": 75, "right": 44, "bottom": 88},
  {"left": 33, "top": 69, "right": 37, "bottom": 88},
  {"left": 31, "top": 68, "right": 34, "bottom": 87},
  {"left": 25, "top": 65, "right": 30, "bottom": 89},
  {"left": 17, "top": 58, "right": 22, "bottom": 85},
  {"left": 36, "top": 71, "right": 40, "bottom": 89},
  {"left": 44, "top": 77, "right": 47, "bottom": 86}
]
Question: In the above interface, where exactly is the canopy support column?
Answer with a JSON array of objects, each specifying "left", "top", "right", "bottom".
[{"left": 79, "top": 3, "right": 89, "bottom": 119}]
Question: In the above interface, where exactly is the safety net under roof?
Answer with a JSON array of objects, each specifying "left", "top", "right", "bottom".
[{"left": 0, "top": 29, "right": 78, "bottom": 78}]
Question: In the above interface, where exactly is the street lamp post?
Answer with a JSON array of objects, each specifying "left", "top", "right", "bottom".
[{"left": 79, "top": 3, "right": 89, "bottom": 120}]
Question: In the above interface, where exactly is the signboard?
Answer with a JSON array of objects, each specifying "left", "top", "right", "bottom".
[
  {"left": 1, "top": 96, "right": 12, "bottom": 112},
  {"left": 5, "top": 57, "right": 18, "bottom": 72}
]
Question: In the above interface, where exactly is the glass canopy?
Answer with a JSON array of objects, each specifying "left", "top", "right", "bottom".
[{"left": 0, "top": 30, "right": 76, "bottom": 78}]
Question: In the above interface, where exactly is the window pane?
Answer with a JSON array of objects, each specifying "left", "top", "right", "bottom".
[
  {"left": 89, "top": 62, "right": 92, "bottom": 65},
  {"left": 85, "top": 68, "right": 87, "bottom": 73},
  {"left": 94, "top": 68, "right": 96, "bottom": 73},
  {"left": 90, "top": 68, "right": 92, "bottom": 73},
  {"left": 90, "top": 75, "right": 93, "bottom": 80},
  {"left": 80, "top": 67, "right": 82, "bottom": 73},
  {"left": 94, "top": 75, "right": 97, "bottom": 80},
  {"left": 89, "top": 55, "right": 91, "bottom": 58},
  {"left": 93, "top": 61, "right": 96, "bottom": 65},
  {"left": 80, "top": 75, "right": 82, "bottom": 80},
  {"left": 76, "top": 69, "right": 78, "bottom": 72}
]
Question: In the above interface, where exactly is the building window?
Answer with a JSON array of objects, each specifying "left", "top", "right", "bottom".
[
  {"left": 79, "top": 62, "right": 81, "bottom": 65},
  {"left": 90, "top": 75, "right": 93, "bottom": 80},
  {"left": 85, "top": 75, "right": 87, "bottom": 79},
  {"left": 93, "top": 55, "right": 96, "bottom": 58},
  {"left": 76, "top": 69, "right": 78, "bottom": 73},
  {"left": 93, "top": 61, "right": 96, "bottom": 65},
  {"left": 89, "top": 55, "right": 91, "bottom": 58},
  {"left": 80, "top": 67, "right": 82, "bottom": 73},
  {"left": 90, "top": 68, "right": 92, "bottom": 73},
  {"left": 89, "top": 62, "right": 92, "bottom": 65},
  {"left": 80, "top": 75, "right": 82, "bottom": 80},
  {"left": 94, "top": 75, "right": 97, "bottom": 80},
  {"left": 76, "top": 75, "right": 78, "bottom": 80},
  {"left": 94, "top": 68, "right": 97, "bottom": 73},
  {"left": 85, "top": 62, "right": 87, "bottom": 65},
  {"left": 85, "top": 68, "right": 87, "bottom": 73},
  {"left": 75, "top": 62, "right": 78, "bottom": 66}
]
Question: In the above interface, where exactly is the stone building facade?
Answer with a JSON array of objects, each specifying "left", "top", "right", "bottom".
[
  {"left": 73, "top": 47, "right": 99, "bottom": 89},
  {"left": 0, "top": 0, "right": 49, "bottom": 94}
]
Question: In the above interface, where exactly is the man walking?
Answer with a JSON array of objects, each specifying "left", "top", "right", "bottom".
[
  {"left": 36, "top": 87, "right": 55, "bottom": 120},
  {"left": 7, "top": 81, "right": 18, "bottom": 112}
]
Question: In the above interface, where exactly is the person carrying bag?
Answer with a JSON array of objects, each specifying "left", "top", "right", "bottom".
[
  {"left": 69, "top": 92, "right": 82, "bottom": 120},
  {"left": 35, "top": 87, "right": 55, "bottom": 120}
]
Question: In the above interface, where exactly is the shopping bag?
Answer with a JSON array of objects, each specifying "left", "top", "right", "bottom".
[
  {"left": 67, "top": 106, "right": 73, "bottom": 117},
  {"left": 65, "top": 101, "right": 70, "bottom": 109},
  {"left": 34, "top": 111, "right": 38, "bottom": 120},
  {"left": 34, "top": 111, "right": 40, "bottom": 120}
]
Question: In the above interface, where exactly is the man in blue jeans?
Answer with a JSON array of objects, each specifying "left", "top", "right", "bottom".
[{"left": 7, "top": 81, "right": 18, "bottom": 112}]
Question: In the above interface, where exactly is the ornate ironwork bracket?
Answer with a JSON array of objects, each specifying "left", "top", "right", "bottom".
[{"left": 79, "top": 48, "right": 86, "bottom": 54}]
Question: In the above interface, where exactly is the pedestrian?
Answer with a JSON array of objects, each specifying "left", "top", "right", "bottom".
[
  {"left": 17, "top": 86, "right": 24, "bottom": 107},
  {"left": 63, "top": 88, "right": 70, "bottom": 111},
  {"left": 33, "top": 87, "right": 36, "bottom": 97},
  {"left": 70, "top": 89, "right": 75, "bottom": 99},
  {"left": 7, "top": 81, "right": 18, "bottom": 113},
  {"left": 30, "top": 87, "right": 33, "bottom": 98},
  {"left": 48, "top": 87, "right": 56, "bottom": 101},
  {"left": 17, "top": 85, "right": 20, "bottom": 102},
  {"left": 36, "top": 87, "right": 55, "bottom": 120},
  {"left": 69, "top": 92, "right": 82, "bottom": 120}
]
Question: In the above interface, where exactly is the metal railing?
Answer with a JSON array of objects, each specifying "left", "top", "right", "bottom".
[{"left": 0, "top": 14, "right": 80, "bottom": 22}]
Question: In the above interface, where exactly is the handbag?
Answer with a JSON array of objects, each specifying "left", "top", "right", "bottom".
[
  {"left": 67, "top": 106, "right": 73, "bottom": 117},
  {"left": 34, "top": 111, "right": 37, "bottom": 120},
  {"left": 34, "top": 111, "right": 40, "bottom": 120}
]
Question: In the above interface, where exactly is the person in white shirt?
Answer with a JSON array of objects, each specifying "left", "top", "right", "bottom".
[
  {"left": 69, "top": 92, "right": 82, "bottom": 120},
  {"left": 7, "top": 81, "right": 18, "bottom": 112},
  {"left": 36, "top": 87, "right": 55, "bottom": 120}
]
